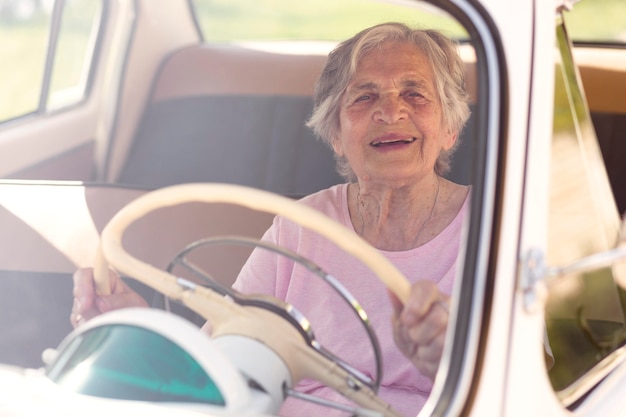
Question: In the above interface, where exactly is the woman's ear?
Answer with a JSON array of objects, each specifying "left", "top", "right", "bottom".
[
  {"left": 331, "top": 135, "right": 344, "bottom": 156},
  {"left": 443, "top": 130, "right": 459, "bottom": 151}
]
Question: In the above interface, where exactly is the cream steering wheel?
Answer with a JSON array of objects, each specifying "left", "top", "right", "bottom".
[{"left": 95, "top": 183, "right": 410, "bottom": 417}]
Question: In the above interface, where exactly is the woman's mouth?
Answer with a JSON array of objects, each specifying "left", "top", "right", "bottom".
[{"left": 371, "top": 137, "right": 417, "bottom": 147}]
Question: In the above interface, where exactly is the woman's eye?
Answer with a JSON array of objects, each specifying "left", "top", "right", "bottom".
[
  {"left": 405, "top": 91, "right": 424, "bottom": 99},
  {"left": 355, "top": 94, "right": 372, "bottom": 103}
]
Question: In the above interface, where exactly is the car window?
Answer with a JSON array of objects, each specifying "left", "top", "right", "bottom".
[
  {"left": 564, "top": 0, "right": 626, "bottom": 44},
  {"left": 190, "top": 0, "right": 468, "bottom": 42},
  {"left": 47, "top": 0, "right": 102, "bottom": 111},
  {"left": 187, "top": 1, "right": 498, "bottom": 413},
  {"left": 545, "top": 10, "right": 626, "bottom": 406},
  {"left": 0, "top": 0, "right": 103, "bottom": 123}
]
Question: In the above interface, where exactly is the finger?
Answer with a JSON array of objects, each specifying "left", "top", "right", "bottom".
[
  {"left": 392, "top": 323, "right": 418, "bottom": 358},
  {"left": 401, "top": 282, "right": 440, "bottom": 324},
  {"left": 416, "top": 331, "right": 446, "bottom": 366},
  {"left": 391, "top": 285, "right": 441, "bottom": 347},
  {"left": 97, "top": 284, "right": 149, "bottom": 312},
  {"left": 415, "top": 326, "right": 446, "bottom": 359},
  {"left": 407, "top": 301, "right": 449, "bottom": 345},
  {"left": 103, "top": 268, "right": 124, "bottom": 294},
  {"left": 70, "top": 297, "right": 101, "bottom": 328},
  {"left": 415, "top": 352, "right": 441, "bottom": 380},
  {"left": 72, "top": 268, "right": 96, "bottom": 312},
  {"left": 69, "top": 298, "right": 82, "bottom": 328}
]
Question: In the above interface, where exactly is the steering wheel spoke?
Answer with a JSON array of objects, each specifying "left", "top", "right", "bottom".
[{"left": 166, "top": 235, "right": 383, "bottom": 393}]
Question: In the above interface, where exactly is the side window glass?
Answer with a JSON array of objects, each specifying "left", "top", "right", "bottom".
[
  {"left": 545, "top": 13, "right": 626, "bottom": 405},
  {"left": 0, "top": 0, "right": 103, "bottom": 123},
  {"left": 47, "top": 0, "right": 101, "bottom": 111},
  {"left": 564, "top": 0, "right": 626, "bottom": 44},
  {"left": 0, "top": 1, "right": 50, "bottom": 122}
]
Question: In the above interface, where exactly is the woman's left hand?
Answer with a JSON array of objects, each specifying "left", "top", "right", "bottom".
[{"left": 389, "top": 281, "right": 450, "bottom": 381}]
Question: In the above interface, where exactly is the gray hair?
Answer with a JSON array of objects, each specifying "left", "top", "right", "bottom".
[{"left": 306, "top": 22, "right": 471, "bottom": 181}]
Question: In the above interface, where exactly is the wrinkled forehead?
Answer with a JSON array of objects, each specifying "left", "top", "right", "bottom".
[
  {"left": 347, "top": 41, "right": 436, "bottom": 89},
  {"left": 351, "top": 39, "right": 427, "bottom": 71}
]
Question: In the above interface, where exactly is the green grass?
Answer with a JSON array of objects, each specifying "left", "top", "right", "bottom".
[
  {"left": 0, "top": 24, "right": 47, "bottom": 121},
  {"left": 564, "top": 0, "right": 626, "bottom": 41},
  {"left": 0, "top": 2, "right": 98, "bottom": 122}
]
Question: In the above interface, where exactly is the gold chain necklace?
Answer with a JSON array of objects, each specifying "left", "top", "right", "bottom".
[{"left": 357, "top": 176, "right": 440, "bottom": 249}]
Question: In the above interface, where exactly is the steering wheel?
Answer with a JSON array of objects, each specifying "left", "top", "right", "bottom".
[{"left": 94, "top": 183, "right": 411, "bottom": 417}]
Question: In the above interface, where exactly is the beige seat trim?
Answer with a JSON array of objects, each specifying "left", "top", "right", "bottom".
[{"left": 152, "top": 43, "right": 329, "bottom": 101}]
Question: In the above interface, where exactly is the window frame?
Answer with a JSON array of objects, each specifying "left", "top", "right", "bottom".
[{"left": 419, "top": 0, "right": 508, "bottom": 414}]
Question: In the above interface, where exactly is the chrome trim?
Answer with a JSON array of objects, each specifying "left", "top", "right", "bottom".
[
  {"left": 165, "top": 235, "right": 383, "bottom": 394},
  {"left": 545, "top": 247, "right": 626, "bottom": 282}
]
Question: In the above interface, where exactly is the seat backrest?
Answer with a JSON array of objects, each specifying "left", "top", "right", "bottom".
[{"left": 117, "top": 43, "right": 344, "bottom": 196}]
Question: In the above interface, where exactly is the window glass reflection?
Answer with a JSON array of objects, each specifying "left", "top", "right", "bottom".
[{"left": 545, "top": 18, "right": 626, "bottom": 403}]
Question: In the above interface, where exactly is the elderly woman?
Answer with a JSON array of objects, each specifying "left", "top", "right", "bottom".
[{"left": 72, "top": 22, "right": 471, "bottom": 417}]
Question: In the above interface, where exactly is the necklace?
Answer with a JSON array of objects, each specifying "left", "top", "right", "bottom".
[
  {"left": 411, "top": 176, "right": 440, "bottom": 248},
  {"left": 356, "top": 176, "right": 441, "bottom": 249}
]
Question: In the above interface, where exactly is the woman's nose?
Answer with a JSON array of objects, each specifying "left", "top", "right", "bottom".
[{"left": 374, "top": 94, "right": 408, "bottom": 124}]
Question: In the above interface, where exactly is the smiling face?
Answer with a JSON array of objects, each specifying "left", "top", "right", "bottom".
[{"left": 334, "top": 41, "right": 457, "bottom": 186}]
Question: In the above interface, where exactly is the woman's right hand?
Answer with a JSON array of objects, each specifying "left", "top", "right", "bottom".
[
  {"left": 389, "top": 281, "right": 450, "bottom": 382},
  {"left": 70, "top": 267, "right": 148, "bottom": 328}
]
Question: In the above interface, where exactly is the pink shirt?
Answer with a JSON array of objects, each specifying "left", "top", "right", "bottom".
[{"left": 233, "top": 183, "right": 468, "bottom": 417}]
